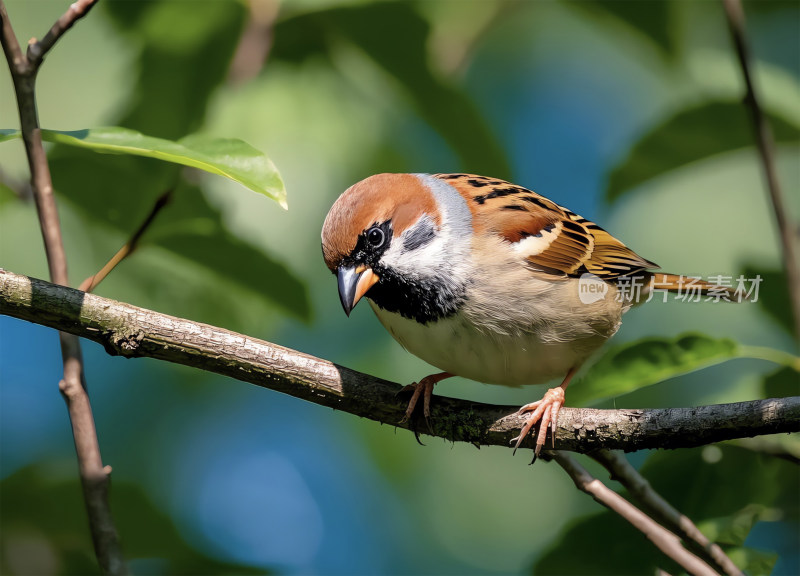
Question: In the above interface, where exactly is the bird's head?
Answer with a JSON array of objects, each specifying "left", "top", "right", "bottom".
[{"left": 321, "top": 173, "right": 471, "bottom": 321}]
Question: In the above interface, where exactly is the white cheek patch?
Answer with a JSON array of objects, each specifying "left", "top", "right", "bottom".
[
  {"left": 512, "top": 221, "right": 562, "bottom": 257},
  {"left": 379, "top": 175, "right": 474, "bottom": 286},
  {"left": 381, "top": 223, "right": 449, "bottom": 279}
]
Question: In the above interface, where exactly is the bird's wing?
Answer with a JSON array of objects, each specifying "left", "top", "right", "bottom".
[{"left": 433, "top": 173, "right": 657, "bottom": 279}]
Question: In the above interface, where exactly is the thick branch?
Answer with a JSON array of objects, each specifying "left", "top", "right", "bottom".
[
  {"left": 550, "top": 452, "right": 717, "bottom": 576},
  {"left": 589, "top": 450, "right": 742, "bottom": 576},
  {"left": 2, "top": 269, "right": 798, "bottom": 452},
  {"left": 722, "top": 0, "right": 800, "bottom": 340}
]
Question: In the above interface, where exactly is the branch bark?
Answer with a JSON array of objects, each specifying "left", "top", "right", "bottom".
[
  {"left": 722, "top": 0, "right": 800, "bottom": 341},
  {"left": 0, "top": 1, "right": 125, "bottom": 574},
  {"left": 550, "top": 452, "right": 717, "bottom": 576},
  {"left": 2, "top": 269, "right": 798, "bottom": 453},
  {"left": 589, "top": 450, "right": 743, "bottom": 576}
]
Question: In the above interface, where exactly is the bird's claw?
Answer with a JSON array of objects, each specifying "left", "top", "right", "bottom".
[{"left": 510, "top": 386, "right": 565, "bottom": 460}]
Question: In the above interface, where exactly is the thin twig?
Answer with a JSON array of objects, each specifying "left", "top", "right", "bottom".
[
  {"left": 27, "top": 0, "right": 99, "bottom": 65},
  {"left": 0, "top": 1, "right": 23, "bottom": 71},
  {"left": 590, "top": 450, "right": 743, "bottom": 576},
  {"left": 550, "top": 452, "right": 717, "bottom": 576},
  {"left": 2, "top": 270, "right": 799, "bottom": 453},
  {"left": 0, "top": 1, "right": 125, "bottom": 574},
  {"left": 722, "top": 0, "right": 800, "bottom": 340},
  {"left": 79, "top": 189, "right": 173, "bottom": 293}
]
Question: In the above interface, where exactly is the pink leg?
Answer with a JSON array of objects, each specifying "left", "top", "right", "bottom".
[
  {"left": 511, "top": 367, "right": 577, "bottom": 459},
  {"left": 400, "top": 372, "right": 452, "bottom": 422}
]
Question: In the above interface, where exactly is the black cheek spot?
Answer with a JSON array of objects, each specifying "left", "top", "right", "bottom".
[
  {"left": 501, "top": 204, "right": 527, "bottom": 211},
  {"left": 402, "top": 219, "right": 436, "bottom": 251}
]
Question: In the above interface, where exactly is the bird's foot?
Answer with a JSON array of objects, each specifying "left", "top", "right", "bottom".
[
  {"left": 399, "top": 372, "right": 451, "bottom": 424},
  {"left": 510, "top": 386, "right": 565, "bottom": 462}
]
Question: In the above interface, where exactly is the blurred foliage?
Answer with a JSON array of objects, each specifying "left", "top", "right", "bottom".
[
  {"left": 1, "top": 0, "right": 798, "bottom": 574},
  {"left": 762, "top": 366, "right": 799, "bottom": 398},
  {"left": 46, "top": 150, "right": 309, "bottom": 322},
  {"left": 0, "top": 463, "right": 269, "bottom": 575},
  {"left": 104, "top": 0, "right": 247, "bottom": 140},
  {"left": 606, "top": 101, "right": 800, "bottom": 202},
  {"left": 568, "top": 0, "right": 677, "bottom": 58},
  {"left": 743, "top": 264, "right": 795, "bottom": 338},
  {"left": 535, "top": 446, "right": 793, "bottom": 575},
  {"left": 271, "top": 1, "right": 510, "bottom": 178}
]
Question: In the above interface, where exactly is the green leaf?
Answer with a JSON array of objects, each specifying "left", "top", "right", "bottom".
[
  {"left": 572, "top": 333, "right": 738, "bottom": 406},
  {"left": 0, "top": 128, "right": 286, "bottom": 208},
  {"left": 725, "top": 547, "right": 778, "bottom": 576},
  {"left": 572, "top": 333, "right": 800, "bottom": 407},
  {"left": 0, "top": 129, "right": 18, "bottom": 143},
  {"left": 697, "top": 505, "right": 764, "bottom": 546},
  {"left": 606, "top": 101, "right": 800, "bottom": 202}
]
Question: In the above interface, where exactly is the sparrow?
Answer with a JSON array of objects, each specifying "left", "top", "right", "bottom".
[{"left": 321, "top": 173, "right": 728, "bottom": 458}]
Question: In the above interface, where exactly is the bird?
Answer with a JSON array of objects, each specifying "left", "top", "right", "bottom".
[{"left": 321, "top": 173, "right": 734, "bottom": 458}]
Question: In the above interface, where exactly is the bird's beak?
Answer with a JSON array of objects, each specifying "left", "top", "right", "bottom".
[{"left": 337, "top": 264, "right": 379, "bottom": 316}]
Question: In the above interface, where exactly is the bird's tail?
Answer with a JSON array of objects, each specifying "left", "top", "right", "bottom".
[{"left": 635, "top": 272, "right": 755, "bottom": 303}]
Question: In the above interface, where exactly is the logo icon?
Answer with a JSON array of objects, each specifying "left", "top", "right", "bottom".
[{"left": 578, "top": 273, "right": 608, "bottom": 304}]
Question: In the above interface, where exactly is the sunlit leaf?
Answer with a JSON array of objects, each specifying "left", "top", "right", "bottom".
[
  {"left": 0, "top": 128, "right": 286, "bottom": 208},
  {"left": 606, "top": 101, "right": 800, "bottom": 202}
]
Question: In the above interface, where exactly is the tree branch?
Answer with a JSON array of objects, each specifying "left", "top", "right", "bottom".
[
  {"left": 0, "top": 1, "right": 124, "bottom": 574},
  {"left": 27, "top": 0, "right": 99, "bottom": 66},
  {"left": 722, "top": 0, "right": 800, "bottom": 341},
  {"left": 549, "top": 452, "right": 717, "bottom": 576},
  {"left": 589, "top": 450, "right": 743, "bottom": 576},
  {"left": 2, "top": 269, "right": 798, "bottom": 453},
  {"left": 79, "top": 189, "right": 173, "bottom": 293}
]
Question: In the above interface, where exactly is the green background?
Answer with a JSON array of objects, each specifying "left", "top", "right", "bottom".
[{"left": 1, "top": 0, "right": 798, "bottom": 574}]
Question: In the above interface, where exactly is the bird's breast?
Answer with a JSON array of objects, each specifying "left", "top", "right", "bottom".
[{"left": 368, "top": 274, "right": 624, "bottom": 386}]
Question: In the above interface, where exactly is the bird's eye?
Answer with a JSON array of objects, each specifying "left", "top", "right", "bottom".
[{"left": 366, "top": 227, "right": 385, "bottom": 248}]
